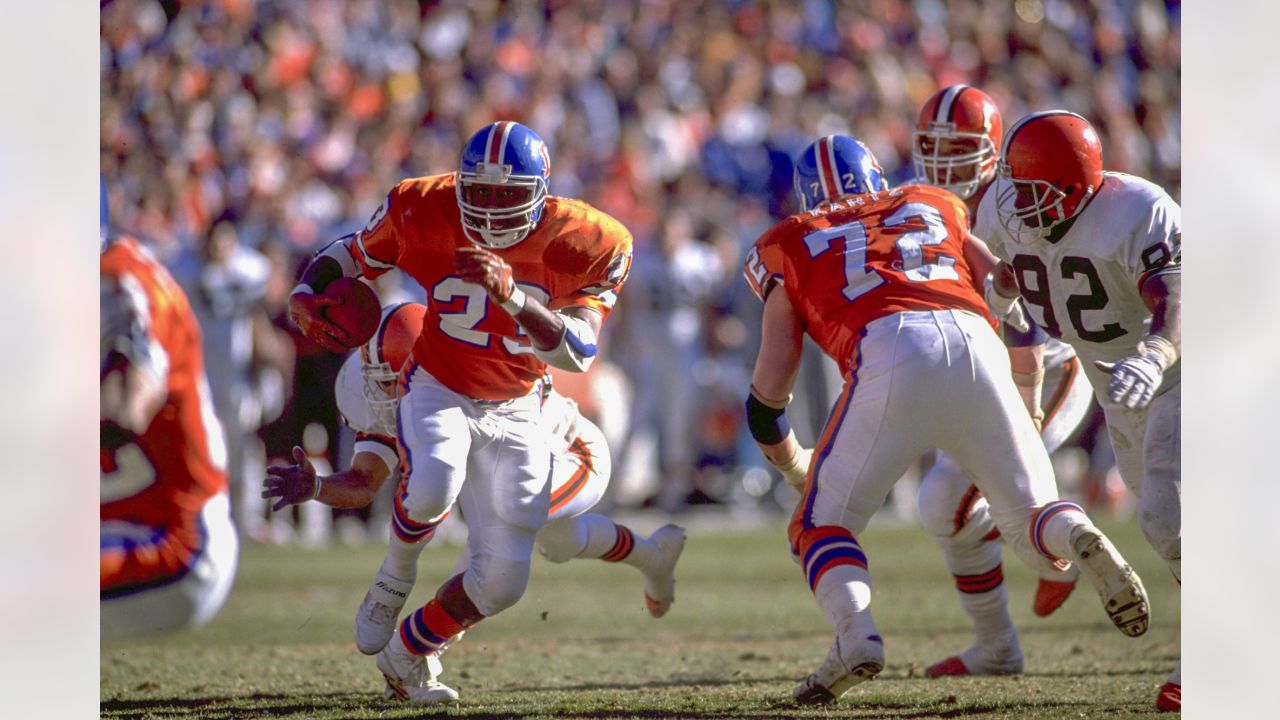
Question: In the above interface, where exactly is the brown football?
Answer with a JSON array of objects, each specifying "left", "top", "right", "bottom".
[{"left": 320, "top": 277, "right": 382, "bottom": 348}]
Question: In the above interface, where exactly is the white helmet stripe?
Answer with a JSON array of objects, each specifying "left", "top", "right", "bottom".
[
  {"left": 818, "top": 135, "right": 841, "bottom": 198},
  {"left": 935, "top": 84, "right": 969, "bottom": 122}
]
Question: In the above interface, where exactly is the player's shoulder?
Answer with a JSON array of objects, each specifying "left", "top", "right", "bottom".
[
  {"left": 388, "top": 173, "right": 457, "bottom": 210},
  {"left": 1097, "top": 172, "right": 1177, "bottom": 209},
  {"left": 545, "top": 196, "right": 632, "bottom": 249},
  {"left": 541, "top": 196, "right": 633, "bottom": 278}
]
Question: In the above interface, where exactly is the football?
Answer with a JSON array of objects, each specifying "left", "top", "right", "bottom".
[{"left": 320, "top": 277, "right": 381, "bottom": 348}]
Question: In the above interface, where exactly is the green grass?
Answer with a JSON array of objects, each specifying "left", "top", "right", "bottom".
[{"left": 101, "top": 516, "right": 1179, "bottom": 719}]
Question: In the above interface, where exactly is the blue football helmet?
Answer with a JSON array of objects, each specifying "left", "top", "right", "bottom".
[
  {"left": 456, "top": 121, "right": 551, "bottom": 248},
  {"left": 792, "top": 135, "right": 887, "bottom": 211}
]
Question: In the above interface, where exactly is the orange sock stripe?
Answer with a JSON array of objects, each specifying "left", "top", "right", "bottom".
[
  {"left": 601, "top": 525, "right": 634, "bottom": 562},
  {"left": 951, "top": 484, "right": 984, "bottom": 534},
  {"left": 422, "top": 598, "right": 467, "bottom": 639}
]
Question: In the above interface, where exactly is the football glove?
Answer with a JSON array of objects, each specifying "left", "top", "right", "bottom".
[
  {"left": 984, "top": 276, "right": 1030, "bottom": 334},
  {"left": 1094, "top": 336, "right": 1177, "bottom": 410},
  {"left": 262, "top": 445, "right": 322, "bottom": 511}
]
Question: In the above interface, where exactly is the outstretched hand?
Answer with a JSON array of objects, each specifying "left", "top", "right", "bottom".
[
  {"left": 262, "top": 445, "right": 321, "bottom": 511},
  {"left": 1095, "top": 354, "right": 1164, "bottom": 410}
]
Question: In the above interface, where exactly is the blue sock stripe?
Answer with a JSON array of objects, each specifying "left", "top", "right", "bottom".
[
  {"left": 805, "top": 547, "right": 868, "bottom": 591},
  {"left": 1033, "top": 501, "right": 1085, "bottom": 557},
  {"left": 801, "top": 533, "right": 861, "bottom": 571}
]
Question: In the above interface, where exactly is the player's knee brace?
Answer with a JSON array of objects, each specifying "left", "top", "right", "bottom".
[
  {"left": 535, "top": 517, "right": 584, "bottom": 564},
  {"left": 463, "top": 554, "right": 532, "bottom": 617}
]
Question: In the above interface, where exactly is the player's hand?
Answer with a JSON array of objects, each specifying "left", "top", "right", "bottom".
[
  {"left": 1095, "top": 354, "right": 1164, "bottom": 409},
  {"left": 288, "top": 291, "right": 348, "bottom": 352},
  {"left": 455, "top": 246, "right": 515, "bottom": 302},
  {"left": 262, "top": 446, "right": 321, "bottom": 511},
  {"left": 984, "top": 276, "right": 1030, "bottom": 334}
]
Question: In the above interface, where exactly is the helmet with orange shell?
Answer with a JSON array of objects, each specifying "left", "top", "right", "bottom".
[
  {"left": 995, "top": 110, "right": 1104, "bottom": 242},
  {"left": 358, "top": 302, "right": 427, "bottom": 432},
  {"left": 912, "top": 84, "right": 1003, "bottom": 200},
  {"left": 456, "top": 121, "right": 551, "bottom": 249},
  {"left": 792, "top": 134, "right": 888, "bottom": 212}
]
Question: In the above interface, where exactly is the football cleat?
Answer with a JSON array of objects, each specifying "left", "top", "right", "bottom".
[
  {"left": 639, "top": 524, "right": 687, "bottom": 618},
  {"left": 793, "top": 633, "right": 884, "bottom": 705},
  {"left": 376, "top": 628, "right": 460, "bottom": 706},
  {"left": 925, "top": 641, "right": 1022, "bottom": 677},
  {"left": 1033, "top": 577, "right": 1079, "bottom": 617},
  {"left": 355, "top": 571, "right": 414, "bottom": 655},
  {"left": 1156, "top": 681, "right": 1181, "bottom": 712},
  {"left": 1069, "top": 528, "right": 1149, "bottom": 637}
]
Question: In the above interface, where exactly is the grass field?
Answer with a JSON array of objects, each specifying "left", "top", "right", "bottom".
[{"left": 101, "top": 514, "right": 1179, "bottom": 719}]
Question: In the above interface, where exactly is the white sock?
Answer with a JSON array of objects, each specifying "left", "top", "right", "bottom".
[
  {"left": 577, "top": 513, "right": 627, "bottom": 559},
  {"left": 380, "top": 530, "right": 427, "bottom": 583},
  {"left": 1035, "top": 504, "right": 1090, "bottom": 562},
  {"left": 813, "top": 564, "right": 878, "bottom": 640}
]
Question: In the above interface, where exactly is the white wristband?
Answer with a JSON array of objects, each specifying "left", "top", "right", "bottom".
[
  {"left": 291, "top": 283, "right": 317, "bottom": 298},
  {"left": 1139, "top": 334, "right": 1178, "bottom": 370},
  {"left": 499, "top": 285, "right": 526, "bottom": 316},
  {"left": 310, "top": 476, "right": 324, "bottom": 502}
]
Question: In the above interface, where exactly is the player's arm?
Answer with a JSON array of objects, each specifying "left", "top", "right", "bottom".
[
  {"left": 262, "top": 446, "right": 393, "bottom": 511},
  {"left": 100, "top": 274, "right": 167, "bottom": 436},
  {"left": 455, "top": 245, "right": 603, "bottom": 372},
  {"left": 747, "top": 287, "right": 811, "bottom": 490}
]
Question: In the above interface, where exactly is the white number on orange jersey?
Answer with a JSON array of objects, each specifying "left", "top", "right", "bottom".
[
  {"left": 802, "top": 203, "right": 956, "bottom": 301},
  {"left": 431, "top": 277, "right": 550, "bottom": 352},
  {"left": 101, "top": 443, "right": 158, "bottom": 503}
]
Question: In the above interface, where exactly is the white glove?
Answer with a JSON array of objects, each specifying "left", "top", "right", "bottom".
[
  {"left": 984, "top": 276, "right": 1030, "bottom": 334},
  {"left": 1094, "top": 337, "right": 1176, "bottom": 410}
]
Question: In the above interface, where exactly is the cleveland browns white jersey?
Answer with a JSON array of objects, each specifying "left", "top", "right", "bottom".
[{"left": 975, "top": 171, "right": 1181, "bottom": 371}]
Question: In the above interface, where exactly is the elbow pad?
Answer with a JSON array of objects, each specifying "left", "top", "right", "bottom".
[{"left": 534, "top": 313, "right": 598, "bottom": 372}]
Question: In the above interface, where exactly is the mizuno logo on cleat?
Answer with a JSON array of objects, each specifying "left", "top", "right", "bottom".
[{"left": 376, "top": 582, "right": 408, "bottom": 599}]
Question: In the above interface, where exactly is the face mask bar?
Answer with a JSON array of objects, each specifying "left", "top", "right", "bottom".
[
  {"left": 911, "top": 130, "right": 995, "bottom": 200},
  {"left": 455, "top": 167, "right": 547, "bottom": 249},
  {"left": 360, "top": 361, "right": 399, "bottom": 436}
]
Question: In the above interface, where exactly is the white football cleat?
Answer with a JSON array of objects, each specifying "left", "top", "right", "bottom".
[
  {"left": 376, "top": 628, "right": 459, "bottom": 706},
  {"left": 793, "top": 633, "right": 884, "bottom": 705},
  {"left": 638, "top": 524, "right": 686, "bottom": 618},
  {"left": 925, "top": 638, "right": 1023, "bottom": 677},
  {"left": 355, "top": 571, "right": 413, "bottom": 655},
  {"left": 1069, "top": 527, "right": 1150, "bottom": 637}
]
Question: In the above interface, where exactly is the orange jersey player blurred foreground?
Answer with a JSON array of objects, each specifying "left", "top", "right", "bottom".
[
  {"left": 100, "top": 206, "right": 238, "bottom": 641},
  {"left": 741, "top": 135, "right": 1150, "bottom": 706},
  {"left": 286, "top": 121, "right": 633, "bottom": 707}
]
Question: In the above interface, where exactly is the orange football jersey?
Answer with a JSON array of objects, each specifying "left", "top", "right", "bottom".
[
  {"left": 100, "top": 236, "right": 227, "bottom": 594},
  {"left": 347, "top": 173, "right": 633, "bottom": 400},
  {"left": 744, "top": 185, "right": 994, "bottom": 372}
]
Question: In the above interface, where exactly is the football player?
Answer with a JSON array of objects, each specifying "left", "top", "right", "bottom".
[
  {"left": 262, "top": 302, "right": 686, "bottom": 702},
  {"left": 976, "top": 111, "right": 1182, "bottom": 712},
  {"left": 910, "top": 85, "right": 1094, "bottom": 677},
  {"left": 743, "top": 135, "right": 1149, "bottom": 705},
  {"left": 101, "top": 180, "right": 238, "bottom": 641},
  {"left": 286, "top": 122, "right": 635, "bottom": 706}
]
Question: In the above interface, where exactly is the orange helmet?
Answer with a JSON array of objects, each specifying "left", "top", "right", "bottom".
[
  {"left": 996, "top": 110, "right": 1103, "bottom": 242},
  {"left": 358, "top": 302, "right": 426, "bottom": 428},
  {"left": 912, "top": 84, "right": 1003, "bottom": 199}
]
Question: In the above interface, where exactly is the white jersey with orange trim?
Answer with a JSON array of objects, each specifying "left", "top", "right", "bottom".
[
  {"left": 976, "top": 171, "right": 1181, "bottom": 373},
  {"left": 333, "top": 353, "right": 608, "bottom": 520}
]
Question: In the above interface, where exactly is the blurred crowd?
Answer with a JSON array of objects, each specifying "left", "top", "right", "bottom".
[{"left": 101, "top": 0, "right": 1180, "bottom": 543}]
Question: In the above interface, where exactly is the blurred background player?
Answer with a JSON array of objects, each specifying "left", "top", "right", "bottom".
[
  {"left": 908, "top": 85, "right": 1095, "bottom": 677},
  {"left": 263, "top": 302, "right": 686, "bottom": 701},
  {"left": 101, "top": 178, "right": 239, "bottom": 641},
  {"left": 744, "top": 135, "right": 1149, "bottom": 705},
  {"left": 286, "top": 121, "right": 635, "bottom": 706},
  {"left": 978, "top": 110, "right": 1182, "bottom": 712}
]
